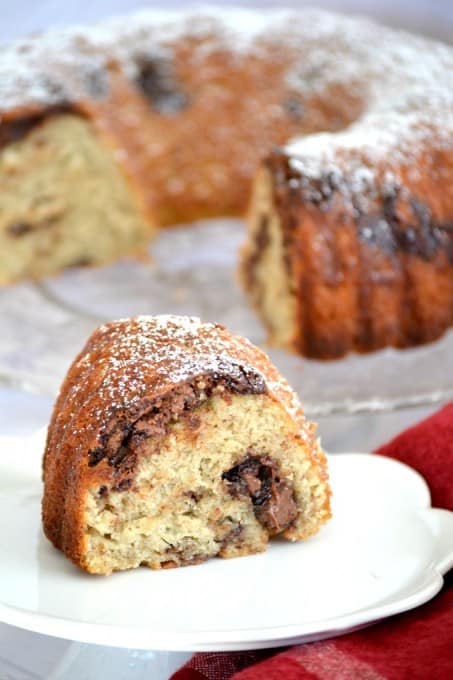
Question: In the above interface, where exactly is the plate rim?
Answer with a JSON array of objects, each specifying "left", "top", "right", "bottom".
[
  {"left": 0, "top": 448, "right": 452, "bottom": 651},
  {"left": 0, "top": 559, "right": 447, "bottom": 651}
]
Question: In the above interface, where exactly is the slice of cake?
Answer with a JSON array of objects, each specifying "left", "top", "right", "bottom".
[
  {"left": 42, "top": 315, "right": 331, "bottom": 574},
  {"left": 240, "top": 141, "right": 453, "bottom": 359},
  {"left": 0, "top": 110, "right": 154, "bottom": 283}
]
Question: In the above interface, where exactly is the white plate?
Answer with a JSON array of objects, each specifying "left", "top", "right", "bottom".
[
  {"left": 0, "top": 431, "right": 452, "bottom": 652},
  {"left": 2, "top": 220, "right": 453, "bottom": 415}
]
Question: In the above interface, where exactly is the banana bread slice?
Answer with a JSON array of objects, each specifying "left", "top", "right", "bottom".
[{"left": 42, "top": 315, "right": 331, "bottom": 574}]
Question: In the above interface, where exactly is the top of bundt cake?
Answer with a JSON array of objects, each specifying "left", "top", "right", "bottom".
[
  {"left": 1, "top": 8, "right": 451, "bottom": 220},
  {"left": 45, "top": 315, "right": 317, "bottom": 472},
  {"left": 1, "top": 8, "right": 452, "bottom": 127}
]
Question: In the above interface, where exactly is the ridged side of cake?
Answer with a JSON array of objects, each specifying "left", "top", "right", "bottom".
[{"left": 241, "top": 130, "right": 453, "bottom": 358}]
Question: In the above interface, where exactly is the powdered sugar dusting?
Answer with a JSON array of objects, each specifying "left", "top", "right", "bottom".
[
  {"left": 82, "top": 315, "right": 263, "bottom": 414},
  {"left": 0, "top": 7, "right": 296, "bottom": 112},
  {"left": 69, "top": 316, "right": 309, "bottom": 444},
  {"left": 0, "top": 7, "right": 451, "bottom": 211},
  {"left": 282, "top": 12, "right": 453, "bottom": 204},
  {"left": 1, "top": 7, "right": 452, "bottom": 134},
  {"left": 43, "top": 314, "right": 315, "bottom": 475}
]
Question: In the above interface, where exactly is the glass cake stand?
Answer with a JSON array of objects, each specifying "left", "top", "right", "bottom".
[{"left": 1, "top": 218, "right": 452, "bottom": 416}]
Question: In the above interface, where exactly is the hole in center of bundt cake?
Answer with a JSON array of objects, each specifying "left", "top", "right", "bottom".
[{"left": 222, "top": 453, "right": 298, "bottom": 534}]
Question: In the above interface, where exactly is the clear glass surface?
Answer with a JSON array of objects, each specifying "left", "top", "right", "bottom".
[{"left": 1, "top": 219, "right": 452, "bottom": 416}]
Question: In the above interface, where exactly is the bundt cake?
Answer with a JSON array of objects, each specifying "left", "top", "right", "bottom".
[
  {"left": 239, "top": 17, "right": 453, "bottom": 358},
  {"left": 42, "top": 315, "right": 331, "bottom": 574},
  {"left": 1, "top": 8, "right": 452, "bottom": 357}
]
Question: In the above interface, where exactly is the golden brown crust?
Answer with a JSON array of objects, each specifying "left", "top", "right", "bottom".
[
  {"left": 4, "top": 8, "right": 451, "bottom": 231},
  {"left": 42, "top": 315, "right": 328, "bottom": 570},
  {"left": 0, "top": 13, "right": 347, "bottom": 228},
  {"left": 241, "top": 141, "right": 453, "bottom": 359},
  {"left": 3, "top": 9, "right": 452, "bottom": 351}
]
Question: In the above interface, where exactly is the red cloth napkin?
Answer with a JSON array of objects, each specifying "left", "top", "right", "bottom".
[{"left": 172, "top": 403, "right": 453, "bottom": 680}]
